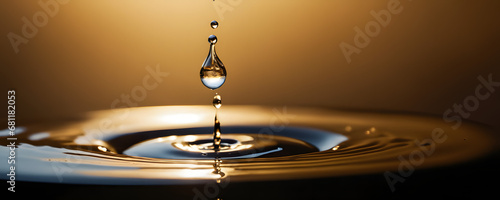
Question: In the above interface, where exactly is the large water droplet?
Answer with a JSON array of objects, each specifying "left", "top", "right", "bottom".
[
  {"left": 211, "top": 20, "right": 218, "bottom": 29},
  {"left": 200, "top": 36, "right": 226, "bottom": 90}
]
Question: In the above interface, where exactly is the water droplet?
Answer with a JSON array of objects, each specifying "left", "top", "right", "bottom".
[
  {"left": 208, "top": 35, "right": 217, "bottom": 44},
  {"left": 213, "top": 94, "right": 222, "bottom": 109},
  {"left": 211, "top": 20, "right": 218, "bottom": 29},
  {"left": 200, "top": 36, "right": 226, "bottom": 90}
]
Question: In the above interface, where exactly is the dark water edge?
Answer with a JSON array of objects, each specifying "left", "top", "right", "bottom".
[{"left": 6, "top": 151, "right": 499, "bottom": 199}]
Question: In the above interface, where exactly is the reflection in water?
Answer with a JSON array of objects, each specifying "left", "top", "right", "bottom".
[
  {"left": 28, "top": 132, "right": 50, "bottom": 141},
  {"left": 212, "top": 94, "right": 225, "bottom": 199},
  {"left": 97, "top": 146, "right": 109, "bottom": 152},
  {"left": 124, "top": 132, "right": 320, "bottom": 159},
  {"left": 213, "top": 156, "right": 224, "bottom": 180},
  {"left": 0, "top": 106, "right": 497, "bottom": 185},
  {"left": 212, "top": 154, "right": 230, "bottom": 200}
]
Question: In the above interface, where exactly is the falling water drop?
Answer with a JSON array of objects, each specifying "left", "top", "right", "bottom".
[
  {"left": 200, "top": 35, "right": 226, "bottom": 90},
  {"left": 213, "top": 93, "right": 222, "bottom": 109},
  {"left": 211, "top": 20, "right": 219, "bottom": 29},
  {"left": 203, "top": 14, "right": 225, "bottom": 184},
  {"left": 208, "top": 34, "right": 217, "bottom": 44}
]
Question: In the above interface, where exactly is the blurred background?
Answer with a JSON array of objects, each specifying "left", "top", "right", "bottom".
[{"left": 1, "top": 0, "right": 499, "bottom": 130}]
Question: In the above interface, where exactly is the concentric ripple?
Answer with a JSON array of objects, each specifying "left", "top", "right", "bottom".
[{"left": 0, "top": 106, "right": 497, "bottom": 185}]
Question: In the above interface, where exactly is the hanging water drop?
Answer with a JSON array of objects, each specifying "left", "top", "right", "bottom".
[
  {"left": 200, "top": 35, "right": 226, "bottom": 90},
  {"left": 211, "top": 20, "right": 219, "bottom": 29}
]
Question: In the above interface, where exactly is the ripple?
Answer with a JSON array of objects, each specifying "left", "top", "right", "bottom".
[{"left": 0, "top": 106, "right": 497, "bottom": 185}]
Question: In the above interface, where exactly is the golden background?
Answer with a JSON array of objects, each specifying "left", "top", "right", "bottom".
[{"left": 1, "top": 0, "right": 499, "bottom": 130}]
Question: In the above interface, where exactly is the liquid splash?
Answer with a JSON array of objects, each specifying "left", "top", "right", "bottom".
[
  {"left": 0, "top": 106, "right": 496, "bottom": 185},
  {"left": 213, "top": 93, "right": 222, "bottom": 151}
]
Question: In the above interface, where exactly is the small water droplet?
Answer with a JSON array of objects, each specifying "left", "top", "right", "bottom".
[
  {"left": 211, "top": 20, "right": 218, "bottom": 29},
  {"left": 208, "top": 35, "right": 217, "bottom": 44},
  {"left": 213, "top": 94, "right": 222, "bottom": 109}
]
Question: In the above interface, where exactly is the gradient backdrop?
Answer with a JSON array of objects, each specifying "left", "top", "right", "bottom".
[{"left": 1, "top": 0, "right": 499, "bottom": 131}]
